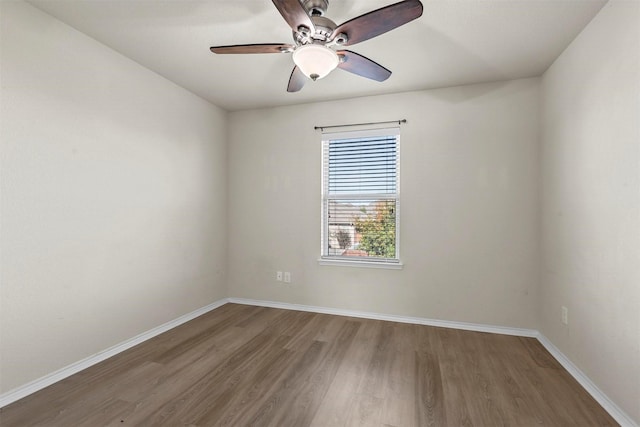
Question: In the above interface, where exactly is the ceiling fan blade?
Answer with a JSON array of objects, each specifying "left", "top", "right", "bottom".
[
  {"left": 337, "top": 50, "right": 391, "bottom": 82},
  {"left": 331, "top": 0, "right": 423, "bottom": 46},
  {"left": 287, "top": 66, "right": 307, "bottom": 92},
  {"left": 210, "top": 43, "right": 294, "bottom": 54},
  {"left": 272, "top": 0, "right": 315, "bottom": 34}
]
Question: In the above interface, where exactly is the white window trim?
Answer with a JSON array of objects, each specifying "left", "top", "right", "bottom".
[
  {"left": 318, "top": 258, "right": 404, "bottom": 269},
  {"left": 319, "top": 127, "right": 401, "bottom": 268}
]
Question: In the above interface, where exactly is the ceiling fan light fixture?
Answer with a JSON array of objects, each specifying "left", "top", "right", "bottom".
[{"left": 292, "top": 44, "right": 339, "bottom": 81}]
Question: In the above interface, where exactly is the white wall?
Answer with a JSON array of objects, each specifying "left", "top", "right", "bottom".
[
  {"left": 0, "top": 1, "right": 227, "bottom": 393},
  {"left": 228, "top": 79, "right": 540, "bottom": 329},
  {"left": 540, "top": 0, "right": 640, "bottom": 422}
]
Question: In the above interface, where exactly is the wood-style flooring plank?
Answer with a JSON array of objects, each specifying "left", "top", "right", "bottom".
[
  {"left": 381, "top": 322, "right": 417, "bottom": 427},
  {"left": 309, "top": 318, "right": 381, "bottom": 427},
  {"left": 415, "top": 350, "right": 447, "bottom": 427},
  {"left": 431, "top": 327, "right": 475, "bottom": 427},
  {"left": 0, "top": 304, "right": 619, "bottom": 427}
]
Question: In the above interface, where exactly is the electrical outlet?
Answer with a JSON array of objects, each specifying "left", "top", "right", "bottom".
[
  {"left": 276, "top": 271, "right": 283, "bottom": 281},
  {"left": 561, "top": 306, "right": 568, "bottom": 325},
  {"left": 284, "top": 272, "right": 291, "bottom": 283}
]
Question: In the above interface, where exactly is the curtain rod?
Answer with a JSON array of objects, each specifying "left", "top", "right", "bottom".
[{"left": 314, "top": 119, "right": 406, "bottom": 131}]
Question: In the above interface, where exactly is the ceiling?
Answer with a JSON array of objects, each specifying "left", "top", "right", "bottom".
[{"left": 28, "top": 0, "right": 607, "bottom": 111}]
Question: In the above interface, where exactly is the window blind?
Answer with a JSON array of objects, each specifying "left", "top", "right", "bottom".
[{"left": 328, "top": 136, "right": 397, "bottom": 195}]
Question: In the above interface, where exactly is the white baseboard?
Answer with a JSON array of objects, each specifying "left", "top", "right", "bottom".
[
  {"left": 227, "top": 297, "right": 539, "bottom": 337},
  {"left": 536, "top": 333, "right": 638, "bottom": 427},
  {"left": 229, "top": 297, "right": 637, "bottom": 427},
  {"left": 0, "top": 298, "right": 229, "bottom": 408},
  {"left": 2, "top": 296, "right": 636, "bottom": 427}
]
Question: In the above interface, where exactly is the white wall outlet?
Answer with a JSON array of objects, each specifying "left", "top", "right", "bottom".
[
  {"left": 276, "top": 271, "right": 283, "bottom": 281},
  {"left": 284, "top": 272, "right": 291, "bottom": 283},
  {"left": 561, "top": 306, "right": 569, "bottom": 325}
]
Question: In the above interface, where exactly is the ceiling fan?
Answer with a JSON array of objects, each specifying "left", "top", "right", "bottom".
[{"left": 210, "top": 0, "right": 424, "bottom": 92}]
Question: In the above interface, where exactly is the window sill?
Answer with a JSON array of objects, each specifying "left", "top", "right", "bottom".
[{"left": 318, "top": 258, "right": 404, "bottom": 270}]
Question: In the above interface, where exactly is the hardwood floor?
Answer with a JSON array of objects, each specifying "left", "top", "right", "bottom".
[{"left": 0, "top": 303, "right": 618, "bottom": 426}]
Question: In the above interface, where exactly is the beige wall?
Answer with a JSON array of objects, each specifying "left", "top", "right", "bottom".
[
  {"left": 227, "top": 79, "right": 540, "bottom": 329},
  {"left": 540, "top": 0, "right": 640, "bottom": 422},
  {"left": 0, "top": 1, "right": 228, "bottom": 393}
]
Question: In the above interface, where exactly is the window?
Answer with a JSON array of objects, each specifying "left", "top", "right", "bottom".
[{"left": 321, "top": 127, "right": 400, "bottom": 267}]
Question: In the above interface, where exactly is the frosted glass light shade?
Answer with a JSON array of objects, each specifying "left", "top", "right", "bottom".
[{"left": 292, "top": 44, "right": 339, "bottom": 81}]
